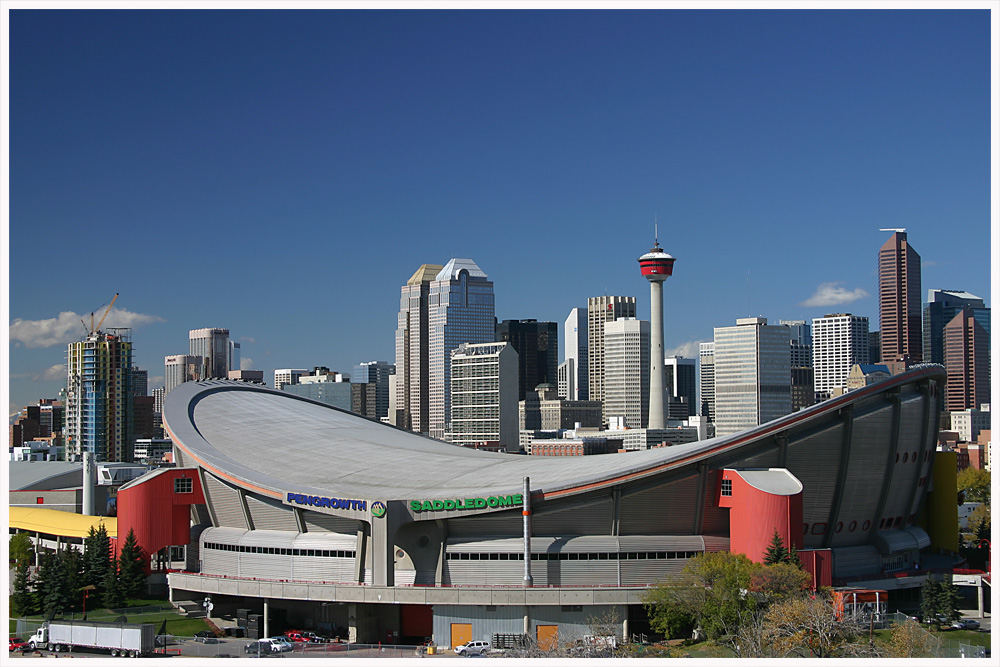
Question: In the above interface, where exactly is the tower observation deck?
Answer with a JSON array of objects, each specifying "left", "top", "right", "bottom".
[{"left": 639, "top": 240, "right": 675, "bottom": 429}]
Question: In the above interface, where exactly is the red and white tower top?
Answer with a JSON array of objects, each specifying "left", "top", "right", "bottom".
[{"left": 638, "top": 239, "right": 675, "bottom": 280}]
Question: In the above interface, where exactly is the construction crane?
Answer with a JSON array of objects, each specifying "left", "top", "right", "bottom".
[
  {"left": 84, "top": 293, "right": 119, "bottom": 335},
  {"left": 878, "top": 228, "right": 907, "bottom": 233}
]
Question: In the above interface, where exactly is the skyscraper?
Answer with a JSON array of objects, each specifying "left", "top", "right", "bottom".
[
  {"left": 129, "top": 368, "right": 148, "bottom": 397},
  {"left": 395, "top": 264, "right": 443, "bottom": 433},
  {"left": 165, "top": 354, "right": 204, "bottom": 394},
  {"left": 603, "top": 318, "right": 650, "bottom": 428},
  {"left": 229, "top": 340, "right": 241, "bottom": 372},
  {"left": 664, "top": 356, "right": 696, "bottom": 420},
  {"left": 944, "top": 309, "right": 989, "bottom": 411},
  {"left": 495, "top": 319, "right": 558, "bottom": 400},
  {"left": 427, "top": 259, "right": 496, "bottom": 440},
  {"left": 352, "top": 361, "right": 395, "bottom": 420},
  {"left": 782, "top": 320, "right": 814, "bottom": 410},
  {"left": 923, "top": 289, "right": 990, "bottom": 365},
  {"left": 587, "top": 296, "right": 636, "bottom": 405},
  {"left": 189, "top": 328, "right": 231, "bottom": 378},
  {"left": 65, "top": 331, "right": 134, "bottom": 462},
  {"left": 446, "top": 342, "right": 519, "bottom": 452},
  {"left": 713, "top": 317, "right": 791, "bottom": 437},
  {"left": 812, "top": 314, "right": 870, "bottom": 397},
  {"left": 878, "top": 231, "right": 921, "bottom": 364},
  {"left": 563, "top": 307, "right": 588, "bottom": 400},
  {"left": 699, "top": 342, "right": 715, "bottom": 421}
]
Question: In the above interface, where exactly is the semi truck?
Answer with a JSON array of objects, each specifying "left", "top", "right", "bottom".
[{"left": 27, "top": 620, "right": 156, "bottom": 657}]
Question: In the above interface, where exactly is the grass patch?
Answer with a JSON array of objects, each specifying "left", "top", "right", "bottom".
[{"left": 10, "top": 604, "right": 211, "bottom": 638}]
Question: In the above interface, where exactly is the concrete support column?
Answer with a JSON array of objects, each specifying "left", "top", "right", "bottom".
[
  {"left": 372, "top": 503, "right": 404, "bottom": 586},
  {"left": 622, "top": 615, "right": 629, "bottom": 642},
  {"left": 348, "top": 603, "right": 359, "bottom": 643},
  {"left": 648, "top": 280, "right": 666, "bottom": 429},
  {"left": 263, "top": 599, "right": 269, "bottom": 639},
  {"left": 977, "top": 583, "right": 984, "bottom": 619},
  {"left": 523, "top": 608, "right": 530, "bottom": 635}
]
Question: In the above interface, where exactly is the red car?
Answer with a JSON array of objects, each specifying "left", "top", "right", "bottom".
[
  {"left": 284, "top": 631, "right": 326, "bottom": 643},
  {"left": 9, "top": 637, "right": 29, "bottom": 652}
]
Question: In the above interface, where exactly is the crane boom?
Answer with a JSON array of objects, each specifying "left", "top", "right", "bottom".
[{"left": 94, "top": 293, "right": 119, "bottom": 332}]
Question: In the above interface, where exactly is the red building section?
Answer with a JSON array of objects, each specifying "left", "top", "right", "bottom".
[
  {"left": 717, "top": 468, "right": 803, "bottom": 563},
  {"left": 114, "top": 468, "right": 204, "bottom": 573}
]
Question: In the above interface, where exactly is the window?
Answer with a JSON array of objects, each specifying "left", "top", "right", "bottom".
[
  {"left": 175, "top": 477, "right": 193, "bottom": 494},
  {"left": 721, "top": 479, "right": 732, "bottom": 496}
]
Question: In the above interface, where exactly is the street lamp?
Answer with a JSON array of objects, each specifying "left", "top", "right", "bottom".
[{"left": 79, "top": 584, "right": 96, "bottom": 620}]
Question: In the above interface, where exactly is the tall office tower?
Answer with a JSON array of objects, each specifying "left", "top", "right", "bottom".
[
  {"left": 603, "top": 318, "right": 650, "bottom": 428},
  {"left": 587, "top": 296, "right": 637, "bottom": 405},
  {"left": 878, "top": 230, "right": 921, "bottom": 363},
  {"left": 189, "top": 328, "right": 231, "bottom": 378},
  {"left": 699, "top": 342, "right": 715, "bottom": 421},
  {"left": 639, "top": 240, "right": 676, "bottom": 429},
  {"left": 446, "top": 342, "right": 519, "bottom": 452},
  {"left": 868, "top": 331, "right": 881, "bottom": 366},
  {"left": 924, "top": 289, "right": 990, "bottom": 365},
  {"left": 229, "top": 340, "right": 241, "bottom": 372},
  {"left": 812, "top": 314, "right": 870, "bottom": 397},
  {"left": 395, "top": 264, "right": 444, "bottom": 433},
  {"left": 495, "top": 319, "right": 558, "bottom": 400},
  {"left": 664, "top": 356, "right": 696, "bottom": 420},
  {"left": 427, "top": 259, "right": 496, "bottom": 440},
  {"left": 129, "top": 368, "right": 148, "bottom": 397},
  {"left": 152, "top": 386, "right": 165, "bottom": 432},
  {"left": 165, "top": 354, "right": 204, "bottom": 394},
  {"left": 352, "top": 361, "right": 395, "bottom": 420},
  {"left": 781, "top": 320, "right": 812, "bottom": 347},
  {"left": 274, "top": 368, "right": 307, "bottom": 391},
  {"left": 943, "top": 309, "right": 989, "bottom": 411},
  {"left": 65, "top": 331, "right": 134, "bottom": 462},
  {"left": 557, "top": 359, "right": 574, "bottom": 399},
  {"left": 713, "top": 317, "right": 792, "bottom": 437},
  {"left": 564, "top": 307, "right": 589, "bottom": 400}
]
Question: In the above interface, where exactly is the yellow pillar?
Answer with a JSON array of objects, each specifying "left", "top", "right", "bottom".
[{"left": 924, "top": 451, "right": 959, "bottom": 553}]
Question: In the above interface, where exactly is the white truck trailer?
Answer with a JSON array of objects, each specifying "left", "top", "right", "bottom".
[{"left": 28, "top": 620, "right": 156, "bottom": 657}]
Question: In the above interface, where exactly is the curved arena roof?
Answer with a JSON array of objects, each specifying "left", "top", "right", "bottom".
[{"left": 163, "top": 365, "right": 946, "bottom": 505}]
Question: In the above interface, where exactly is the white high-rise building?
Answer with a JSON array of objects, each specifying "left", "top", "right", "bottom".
[
  {"left": 395, "top": 264, "right": 444, "bottom": 434},
  {"left": 229, "top": 341, "right": 241, "bottom": 372},
  {"left": 699, "top": 342, "right": 715, "bottom": 421},
  {"left": 189, "top": 328, "right": 230, "bottom": 379},
  {"left": 446, "top": 342, "right": 519, "bottom": 452},
  {"left": 557, "top": 358, "right": 574, "bottom": 399},
  {"left": 713, "top": 317, "right": 792, "bottom": 437},
  {"left": 603, "top": 318, "right": 650, "bottom": 429},
  {"left": 564, "top": 307, "right": 588, "bottom": 400},
  {"left": 427, "top": 259, "right": 496, "bottom": 440},
  {"left": 587, "top": 296, "right": 636, "bottom": 405},
  {"left": 274, "top": 368, "right": 307, "bottom": 391},
  {"left": 165, "top": 354, "right": 204, "bottom": 394},
  {"left": 812, "top": 314, "right": 870, "bottom": 397}
]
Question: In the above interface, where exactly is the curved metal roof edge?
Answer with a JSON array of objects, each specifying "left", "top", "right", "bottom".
[{"left": 163, "top": 365, "right": 946, "bottom": 503}]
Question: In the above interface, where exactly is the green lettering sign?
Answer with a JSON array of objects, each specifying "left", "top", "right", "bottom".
[{"left": 408, "top": 494, "right": 525, "bottom": 513}]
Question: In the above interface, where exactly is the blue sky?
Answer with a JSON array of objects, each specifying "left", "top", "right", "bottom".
[{"left": 6, "top": 9, "right": 992, "bottom": 415}]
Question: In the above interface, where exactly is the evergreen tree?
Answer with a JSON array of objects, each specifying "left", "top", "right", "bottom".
[
  {"left": 117, "top": 529, "right": 146, "bottom": 602},
  {"left": 920, "top": 577, "right": 962, "bottom": 625},
  {"left": 101, "top": 560, "right": 124, "bottom": 609},
  {"left": 763, "top": 530, "right": 790, "bottom": 565},
  {"left": 12, "top": 560, "right": 36, "bottom": 616},
  {"left": 82, "top": 524, "right": 112, "bottom": 599},
  {"left": 36, "top": 551, "right": 73, "bottom": 620},
  {"left": 9, "top": 531, "right": 34, "bottom": 567}
]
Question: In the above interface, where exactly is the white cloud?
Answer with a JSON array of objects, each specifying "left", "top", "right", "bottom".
[
  {"left": 666, "top": 341, "right": 702, "bottom": 359},
  {"left": 9, "top": 308, "right": 164, "bottom": 348},
  {"left": 240, "top": 358, "right": 255, "bottom": 370},
  {"left": 240, "top": 337, "right": 256, "bottom": 344},
  {"left": 800, "top": 282, "right": 868, "bottom": 308},
  {"left": 148, "top": 375, "right": 165, "bottom": 388},
  {"left": 41, "top": 364, "right": 66, "bottom": 381}
]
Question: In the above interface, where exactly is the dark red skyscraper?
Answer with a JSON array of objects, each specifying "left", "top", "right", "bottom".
[{"left": 878, "top": 230, "right": 922, "bottom": 364}]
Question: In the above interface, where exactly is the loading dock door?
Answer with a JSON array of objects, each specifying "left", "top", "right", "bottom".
[
  {"left": 536, "top": 625, "right": 558, "bottom": 651},
  {"left": 450, "top": 623, "right": 472, "bottom": 649}
]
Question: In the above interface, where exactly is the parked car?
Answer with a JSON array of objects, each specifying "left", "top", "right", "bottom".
[
  {"left": 951, "top": 619, "right": 981, "bottom": 630},
  {"left": 455, "top": 640, "right": 491, "bottom": 656},
  {"left": 9, "top": 637, "right": 29, "bottom": 652},
  {"left": 285, "top": 630, "right": 327, "bottom": 643},
  {"left": 245, "top": 637, "right": 294, "bottom": 654}
]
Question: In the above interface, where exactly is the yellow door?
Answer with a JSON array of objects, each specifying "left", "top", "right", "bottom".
[
  {"left": 450, "top": 623, "right": 472, "bottom": 649},
  {"left": 536, "top": 625, "right": 558, "bottom": 652}
]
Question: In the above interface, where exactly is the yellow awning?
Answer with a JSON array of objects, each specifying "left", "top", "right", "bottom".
[{"left": 9, "top": 507, "right": 118, "bottom": 539}]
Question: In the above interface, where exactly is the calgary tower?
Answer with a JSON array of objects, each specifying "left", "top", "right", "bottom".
[{"left": 638, "top": 233, "right": 676, "bottom": 429}]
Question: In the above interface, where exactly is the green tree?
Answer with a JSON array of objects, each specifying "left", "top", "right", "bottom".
[
  {"left": 643, "top": 551, "right": 762, "bottom": 640},
  {"left": 9, "top": 531, "right": 34, "bottom": 567},
  {"left": 117, "top": 529, "right": 146, "bottom": 601},
  {"left": 920, "top": 577, "right": 961, "bottom": 626},
  {"left": 957, "top": 468, "right": 990, "bottom": 504},
  {"left": 11, "top": 560, "right": 36, "bottom": 616},
  {"left": 760, "top": 593, "right": 876, "bottom": 658},
  {"left": 884, "top": 619, "right": 939, "bottom": 658},
  {"left": 101, "top": 560, "right": 124, "bottom": 609},
  {"left": 749, "top": 562, "right": 812, "bottom": 604},
  {"left": 36, "top": 551, "right": 78, "bottom": 619},
  {"left": 763, "top": 531, "right": 789, "bottom": 565},
  {"left": 82, "top": 524, "right": 112, "bottom": 599}
]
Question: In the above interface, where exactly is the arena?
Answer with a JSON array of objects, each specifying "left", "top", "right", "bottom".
[{"left": 150, "top": 364, "right": 951, "bottom": 646}]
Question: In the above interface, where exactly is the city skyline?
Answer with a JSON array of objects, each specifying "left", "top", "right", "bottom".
[{"left": 7, "top": 9, "right": 992, "bottom": 415}]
